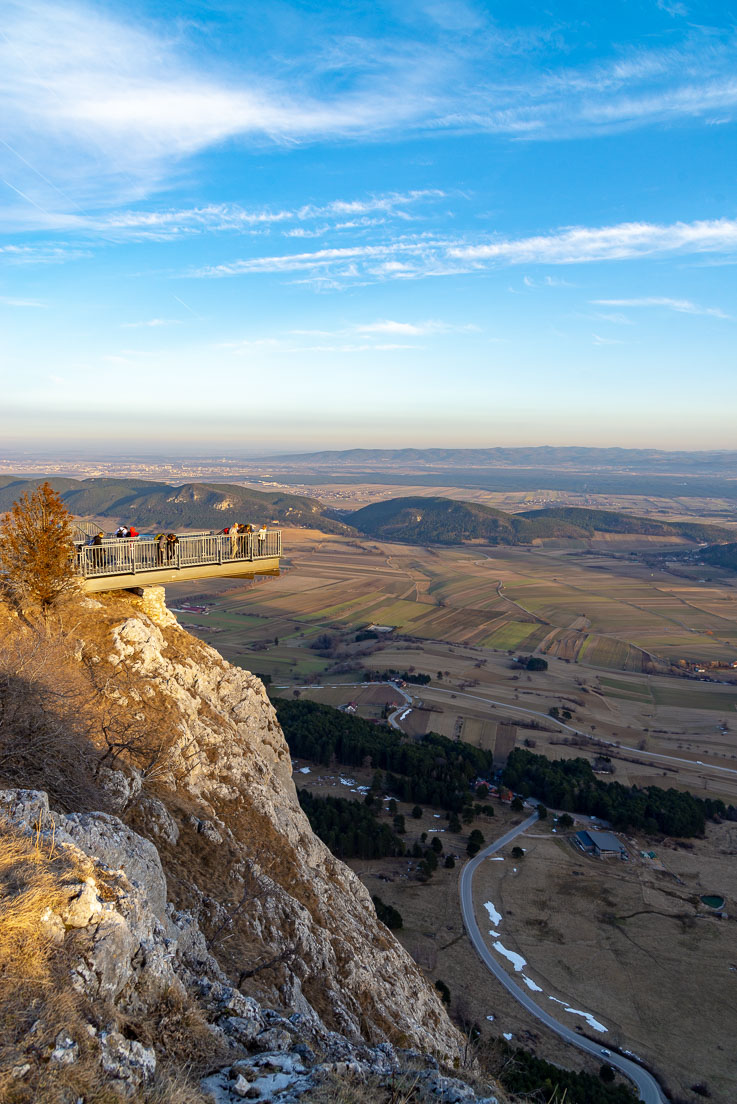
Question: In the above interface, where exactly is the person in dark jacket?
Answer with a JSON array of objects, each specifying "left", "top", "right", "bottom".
[{"left": 166, "top": 532, "right": 179, "bottom": 563}]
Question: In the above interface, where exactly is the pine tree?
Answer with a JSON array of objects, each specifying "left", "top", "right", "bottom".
[{"left": 0, "top": 482, "right": 76, "bottom": 615}]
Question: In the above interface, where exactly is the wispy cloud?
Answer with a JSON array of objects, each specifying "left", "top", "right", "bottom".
[
  {"left": 0, "top": 243, "right": 89, "bottom": 264},
  {"left": 1, "top": 1, "right": 736, "bottom": 216},
  {"left": 523, "top": 275, "right": 576, "bottom": 288},
  {"left": 592, "top": 296, "right": 731, "bottom": 318},
  {"left": 451, "top": 219, "right": 737, "bottom": 265},
  {"left": 657, "top": 0, "right": 687, "bottom": 16},
  {"left": 592, "top": 333, "right": 625, "bottom": 345},
  {"left": 217, "top": 316, "right": 472, "bottom": 355},
  {"left": 192, "top": 238, "right": 459, "bottom": 281},
  {"left": 44, "top": 190, "right": 447, "bottom": 241},
  {"left": 191, "top": 217, "right": 737, "bottom": 286},
  {"left": 354, "top": 319, "right": 477, "bottom": 335},
  {"left": 121, "top": 318, "right": 181, "bottom": 328}
]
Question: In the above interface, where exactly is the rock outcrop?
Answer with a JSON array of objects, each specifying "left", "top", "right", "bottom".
[
  {"left": 0, "top": 787, "right": 501, "bottom": 1103},
  {"left": 81, "top": 587, "right": 462, "bottom": 1062}
]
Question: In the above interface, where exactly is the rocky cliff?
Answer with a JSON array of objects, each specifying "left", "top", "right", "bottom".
[{"left": 0, "top": 587, "right": 504, "bottom": 1103}]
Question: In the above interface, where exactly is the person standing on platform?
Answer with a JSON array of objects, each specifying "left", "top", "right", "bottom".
[{"left": 257, "top": 524, "right": 267, "bottom": 555}]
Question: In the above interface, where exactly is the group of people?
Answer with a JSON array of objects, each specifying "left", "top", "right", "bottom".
[
  {"left": 154, "top": 531, "right": 180, "bottom": 565},
  {"left": 83, "top": 522, "right": 270, "bottom": 568},
  {"left": 223, "top": 523, "right": 268, "bottom": 557}
]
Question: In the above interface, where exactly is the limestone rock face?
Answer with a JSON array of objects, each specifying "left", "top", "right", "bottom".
[
  {"left": 99, "top": 588, "right": 463, "bottom": 1061},
  {"left": 0, "top": 781, "right": 500, "bottom": 1103}
]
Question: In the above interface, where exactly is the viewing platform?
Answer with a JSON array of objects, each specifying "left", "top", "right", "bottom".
[{"left": 76, "top": 529, "right": 281, "bottom": 593}]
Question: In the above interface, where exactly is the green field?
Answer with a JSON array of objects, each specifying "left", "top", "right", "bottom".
[
  {"left": 481, "top": 620, "right": 541, "bottom": 650},
  {"left": 166, "top": 530, "right": 737, "bottom": 682},
  {"left": 649, "top": 684, "right": 737, "bottom": 711}
]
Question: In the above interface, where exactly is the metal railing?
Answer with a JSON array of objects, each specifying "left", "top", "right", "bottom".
[{"left": 75, "top": 529, "right": 281, "bottom": 579}]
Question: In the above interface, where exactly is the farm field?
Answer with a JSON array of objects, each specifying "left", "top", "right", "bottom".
[
  {"left": 467, "top": 816, "right": 737, "bottom": 1104},
  {"left": 293, "top": 755, "right": 737, "bottom": 1103},
  {"left": 166, "top": 526, "right": 737, "bottom": 802},
  {"left": 168, "top": 528, "right": 737, "bottom": 671}
]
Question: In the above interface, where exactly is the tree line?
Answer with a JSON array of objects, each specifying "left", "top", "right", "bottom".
[
  {"left": 275, "top": 698, "right": 495, "bottom": 811},
  {"left": 296, "top": 789, "right": 405, "bottom": 860},
  {"left": 499, "top": 1043, "right": 638, "bottom": 1104},
  {"left": 503, "top": 748, "right": 729, "bottom": 837}
]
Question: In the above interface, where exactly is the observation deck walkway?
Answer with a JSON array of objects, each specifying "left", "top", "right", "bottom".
[{"left": 76, "top": 530, "right": 281, "bottom": 593}]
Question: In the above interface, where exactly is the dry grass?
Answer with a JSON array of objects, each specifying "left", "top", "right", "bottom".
[
  {"left": 0, "top": 612, "right": 109, "bottom": 812},
  {"left": 0, "top": 820, "right": 98, "bottom": 1104},
  {"left": 0, "top": 820, "right": 221, "bottom": 1104}
]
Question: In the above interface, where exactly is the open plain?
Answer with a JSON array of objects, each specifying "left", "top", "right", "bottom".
[{"left": 168, "top": 525, "right": 737, "bottom": 803}]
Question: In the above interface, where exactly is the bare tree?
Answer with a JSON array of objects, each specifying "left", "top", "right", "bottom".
[{"left": 0, "top": 482, "right": 76, "bottom": 615}]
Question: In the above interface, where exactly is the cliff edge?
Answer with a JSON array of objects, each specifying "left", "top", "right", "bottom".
[{"left": 0, "top": 587, "right": 503, "bottom": 1103}]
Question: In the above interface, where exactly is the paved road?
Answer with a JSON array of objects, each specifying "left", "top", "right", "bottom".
[
  {"left": 275, "top": 678, "right": 737, "bottom": 778},
  {"left": 459, "top": 814, "right": 667, "bottom": 1104},
  {"left": 426, "top": 685, "right": 737, "bottom": 778}
]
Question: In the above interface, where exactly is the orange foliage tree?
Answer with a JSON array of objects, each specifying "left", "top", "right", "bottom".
[{"left": 0, "top": 482, "right": 77, "bottom": 614}]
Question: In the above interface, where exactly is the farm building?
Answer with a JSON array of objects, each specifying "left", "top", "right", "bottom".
[{"left": 574, "top": 829, "right": 628, "bottom": 859}]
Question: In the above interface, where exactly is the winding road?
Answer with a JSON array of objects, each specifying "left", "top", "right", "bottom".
[{"left": 459, "top": 814, "right": 667, "bottom": 1104}]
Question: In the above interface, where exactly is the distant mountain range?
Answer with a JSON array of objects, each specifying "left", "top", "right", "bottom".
[
  {"left": 270, "top": 446, "right": 737, "bottom": 476},
  {"left": 347, "top": 497, "right": 733, "bottom": 546},
  {"left": 1, "top": 477, "right": 733, "bottom": 550},
  {"left": 0, "top": 476, "right": 349, "bottom": 534}
]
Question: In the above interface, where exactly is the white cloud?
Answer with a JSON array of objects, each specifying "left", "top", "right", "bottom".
[
  {"left": 192, "top": 238, "right": 457, "bottom": 279},
  {"left": 657, "top": 1, "right": 687, "bottom": 16},
  {"left": 0, "top": 243, "right": 89, "bottom": 264},
  {"left": 355, "top": 319, "right": 475, "bottom": 335},
  {"left": 450, "top": 219, "right": 737, "bottom": 265},
  {"left": 191, "top": 217, "right": 737, "bottom": 287},
  {"left": 46, "top": 191, "right": 446, "bottom": 241},
  {"left": 523, "top": 275, "right": 576, "bottom": 288},
  {"left": 121, "top": 318, "right": 181, "bottom": 328},
  {"left": 592, "top": 296, "right": 731, "bottom": 318},
  {"left": 0, "top": 1, "right": 735, "bottom": 217}
]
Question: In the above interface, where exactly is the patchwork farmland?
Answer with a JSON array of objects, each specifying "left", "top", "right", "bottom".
[{"left": 167, "top": 526, "right": 737, "bottom": 802}]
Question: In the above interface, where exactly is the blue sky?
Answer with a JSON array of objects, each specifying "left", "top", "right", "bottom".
[{"left": 1, "top": 0, "right": 735, "bottom": 454}]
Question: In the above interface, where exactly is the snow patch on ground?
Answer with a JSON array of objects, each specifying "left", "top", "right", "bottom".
[
  {"left": 492, "top": 941, "right": 526, "bottom": 972},
  {"left": 489, "top": 930, "right": 500, "bottom": 938},
  {"left": 298, "top": 767, "right": 311, "bottom": 774},
  {"left": 522, "top": 976, "right": 542, "bottom": 992},
  {"left": 503, "top": 1033, "right": 513, "bottom": 1041},
  {"left": 483, "top": 900, "right": 502, "bottom": 927},
  {"left": 488, "top": 856, "right": 504, "bottom": 861},
  {"left": 339, "top": 777, "right": 355, "bottom": 787},
  {"left": 549, "top": 998, "right": 607, "bottom": 1033},
  {"left": 486, "top": 1015, "right": 495, "bottom": 1022},
  {"left": 399, "top": 708, "right": 411, "bottom": 720}
]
